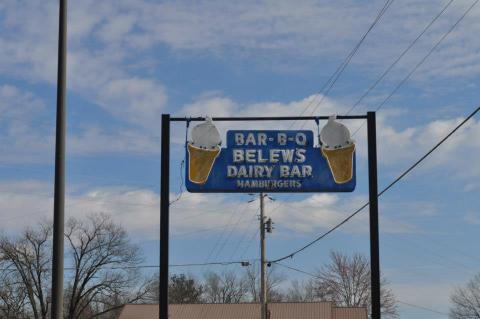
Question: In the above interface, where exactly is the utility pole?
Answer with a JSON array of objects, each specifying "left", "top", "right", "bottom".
[
  {"left": 259, "top": 193, "right": 274, "bottom": 319},
  {"left": 260, "top": 193, "right": 267, "bottom": 319},
  {"left": 51, "top": 0, "right": 68, "bottom": 318}
]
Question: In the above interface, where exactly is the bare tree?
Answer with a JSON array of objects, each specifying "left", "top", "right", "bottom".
[
  {"left": 285, "top": 279, "right": 316, "bottom": 302},
  {"left": 203, "top": 271, "right": 247, "bottom": 303},
  {"left": 243, "top": 264, "right": 285, "bottom": 302},
  {"left": 0, "top": 224, "right": 52, "bottom": 319},
  {"left": 450, "top": 274, "right": 480, "bottom": 319},
  {"left": 64, "top": 213, "right": 148, "bottom": 319},
  {"left": 144, "top": 273, "right": 203, "bottom": 304},
  {"left": 169, "top": 274, "right": 203, "bottom": 304},
  {"left": 0, "top": 272, "right": 29, "bottom": 319},
  {"left": 314, "top": 251, "right": 398, "bottom": 318}
]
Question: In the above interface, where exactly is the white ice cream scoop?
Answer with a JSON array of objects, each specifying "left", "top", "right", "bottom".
[
  {"left": 190, "top": 116, "right": 222, "bottom": 149},
  {"left": 320, "top": 115, "right": 354, "bottom": 150}
]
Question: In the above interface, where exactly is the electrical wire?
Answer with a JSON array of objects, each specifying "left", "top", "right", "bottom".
[
  {"left": 169, "top": 158, "right": 185, "bottom": 206},
  {"left": 289, "top": 0, "right": 395, "bottom": 129},
  {"left": 239, "top": 227, "right": 260, "bottom": 260},
  {"left": 344, "top": 0, "right": 455, "bottom": 116},
  {"left": 0, "top": 261, "right": 253, "bottom": 273},
  {"left": 273, "top": 262, "right": 450, "bottom": 317},
  {"left": 275, "top": 0, "right": 463, "bottom": 209},
  {"left": 210, "top": 205, "right": 259, "bottom": 263},
  {"left": 397, "top": 301, "right": 449, "bottom": 316},
  {"left": 172, "top": 219, "right": 255, "bottom": 238},
  {"left": 270, "top": 105, "right": 480, "bottom": 263},
  {"left": 227, "top": 208, "right": 261, "bottom": 260},
  {"left": 170, "top": 120, "right": 190, "bottom": 205},
  {"left": 169, "top": 261, "right": 253, "bottom": 267},
  {"left": 351, "top": 0, "right": 479, "bottom": 136}
]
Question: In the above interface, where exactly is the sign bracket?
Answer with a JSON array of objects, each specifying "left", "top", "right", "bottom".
[{"left": 160, "top": 113, "right": 380, "bottom": 319}]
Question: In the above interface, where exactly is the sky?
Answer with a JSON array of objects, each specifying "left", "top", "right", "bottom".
[{"left": 1, "top": 0, "right": 480, "bottom": 318}]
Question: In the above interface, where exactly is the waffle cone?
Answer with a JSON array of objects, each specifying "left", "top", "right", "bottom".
[
  {"left": 187, "top": 143, "right": 220, "bottom": 184},
  {"left": 321, "top": 144, "right": 355, "bottom": 184}
]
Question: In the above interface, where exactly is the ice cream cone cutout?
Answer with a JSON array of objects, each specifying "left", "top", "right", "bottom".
[
  {"left": 320, "top": 115, "right": 355, "bottom": 184},
  {"left": 188, "top": 117, "right": 222, "bottom": 184}
]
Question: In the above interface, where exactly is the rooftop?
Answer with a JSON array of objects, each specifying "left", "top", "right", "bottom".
[{"left": 118, "top": 302, "right": 367, "bottom": 319}]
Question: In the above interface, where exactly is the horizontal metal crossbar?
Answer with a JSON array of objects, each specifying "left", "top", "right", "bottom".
[{"left": 169, "top": 115, "right": 367, "bottom": 122}]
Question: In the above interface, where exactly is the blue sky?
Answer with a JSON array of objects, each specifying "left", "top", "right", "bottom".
[{"left": 1, "top": 0, "right": 480, "bottom": 317}]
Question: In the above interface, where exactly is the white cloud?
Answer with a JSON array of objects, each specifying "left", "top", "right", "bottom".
[
  {"left": 0, "top": 85, "right": 44, "bottom": 119},
  {"left": 179, "top": 92, "right": 357, "bottom": 138},
  {"left": 68, "top": 126, "right": 159, "bottom": 155},
  {"left": 0, "top": 180, "right": 414, "bottom": 238},
  {"left": 128, "top": 0, "right": 480, "bottom": 80},
  {"left": 98, "top": 77, "right": 167, "bottom": 129},
  {"left": 0, "top": 181, "right": 160, "bottom": 238},
  {"left": 0, "top": 83, "right": 162, "bottom": 163},
  {"left": 180, "top": 92, "right": 480, "bottom": 180},
  {"left": 377, "top": 116, "right": 480, "bottom": 181},
  {"left": 0, "top": 0, "right": 168, "bottom": 131},
  {"left": 2, "top": 0, "right": 479, "bottom": 169},
  {"left": 1, "top": 0, "right": 479, "bottom": 162},
  {"left": 392, "top": 282, "right": 453, "bottom": 313},
  {"left": 0, "top": 85, "right": 54, "bottom": 164},
  {"left": 463, "top": 211, "right": 480, "bottom": 225}
]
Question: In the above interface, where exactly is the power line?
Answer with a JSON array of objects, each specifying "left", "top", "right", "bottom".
[
  {"left": 0, "top": 261, "right": 253, "bottom": 273},
  {"left": 383, "top": 236, "right": 476, "bottom": 274},
  {"left": 169, "top": 158, "right": 185, "bottom": 206},
  {"left": 274, "top": 262, "right": 320, "bottom": 279},
  {"left": 397, "top": 301, "right": 449, "bottom": 316},
  {"left": 270, "top": 105, "right": 480, "bottom": 263},
  {"left": 203, "top": 203, "right": 251, "bottom": 261},
  {"left": 227, "top": 209, "right": 260, "bottom": 260},
  {"left": 273, "top": 262, "right": 450, "bottom": 317},
  {"left": 210, "top": 206, "right": 259, "bottom": 263},
  {"left": 169, "top": 261, "right": 253, "bottom": 268},
  {"left": 352, "top": 0, "right": 479, "bottom": 136},
  {"left": 298, "top": 0, "right": 396, "bottom": 129},
  {"left": 239, "top": 227, "right": 260, "bottom": 260},
  {"left": 172, "top": 219, "right": 255, "bottom": 238},
  {"left": 344, "top": 0, "right": 455, "bottom": 116},
  {"left": 290, "top": 0, "right": 395, "bottom": 129}
]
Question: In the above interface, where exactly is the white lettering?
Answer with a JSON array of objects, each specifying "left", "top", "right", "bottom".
[
  {"left": 290, "top": 165, "right": 301, "bottom": 177},
  {"left": 245, "top": 133, "right": 256, "bottom": 145},
  {"left": 257, "top": 150, "right": 268, "bottom": 163},
  {"left": 254, "top": 166, "right": 264, "bottom": 177},
  {"left": 270, "top": 149, "right": 280, "bottom": 163},
  {"left": 278, "top": 133, "right": 287, "bottom": 145},
  {"left": 280, "top": 165, "right": 290, "bottom": 177},
  {"left": 237, "top": 166, "right": 248, "bottom": 177},
  {"left": 258, "top": 133, "right": 267, "bottom": 146},
  {"left": 245, "top": 149, "right": 256, "bottom": 163},
  {"left": 296, "top": 133, "right": 307, "bottom": 146},
  {"left": 227, "top": 166, "right": 237, "bottom": 177},
  {"left": 302, "top": 165, "right": 312, "bottom": 177},
  {"left": 235, "top": 133, "right": 244, "bottom": 145},
  {"left": 281, "top": 149, "right": 295, "bottom": 163},
  {"left": 264, "top": 166, "right": 274, "bottom": 178},
  {"left": 233, "top": 149, "right": 244, "bottom": 162},
  {"left": 295, "top": 149, "right": 306, "bottom": 163}
]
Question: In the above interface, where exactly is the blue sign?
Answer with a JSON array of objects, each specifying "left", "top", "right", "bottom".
[{"left": 186, "top": 130, "right": 356, "bottom": 193}]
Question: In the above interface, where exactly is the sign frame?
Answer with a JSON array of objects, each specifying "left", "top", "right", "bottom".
[
  {"left": 160, "top": 113, "right": 381, "bottom": 319},
  {"left": 185, "top": 129, "right": 357, "bottom": 193}
]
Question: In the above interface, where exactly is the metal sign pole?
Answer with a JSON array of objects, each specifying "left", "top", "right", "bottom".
[
  {"left": 160, "top": 114, "right": 170, "bottom": 319},
  {"left": 162, "top": 114, "right": 373, "bottom": 318},
  {"left": 260, "top": 193, "right": 267, "bottom": 319},
  {"left": 51, "top": 0, "right": 68, "bottom": 317},
  {"left": 367, "top": 112, "right": 381, "bottom": 319}
]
